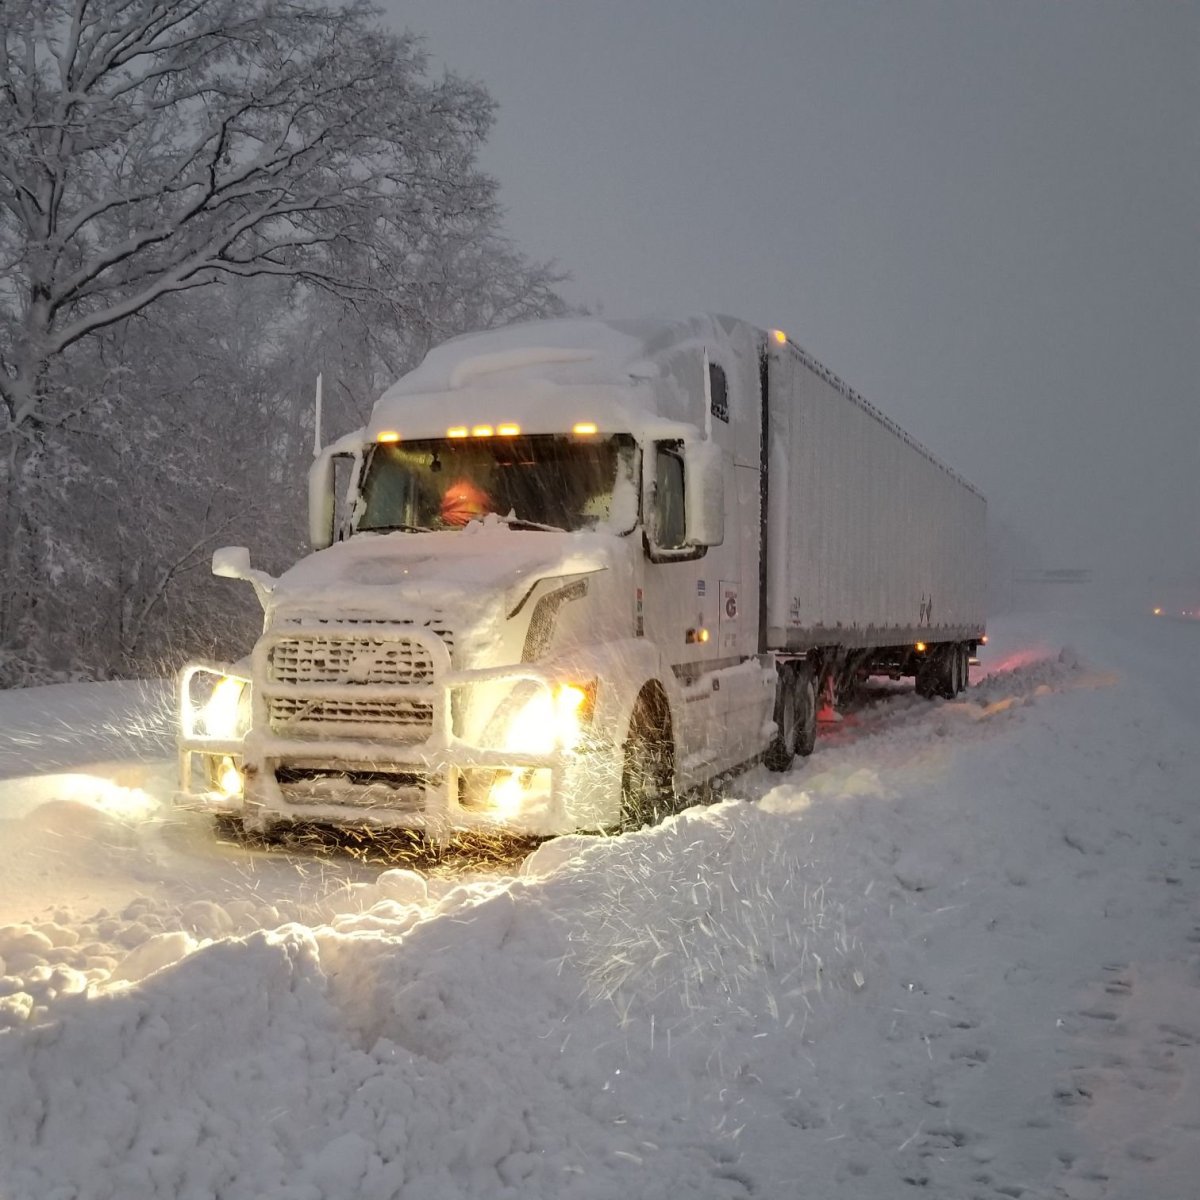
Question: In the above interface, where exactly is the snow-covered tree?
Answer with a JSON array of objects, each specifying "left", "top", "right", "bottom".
[{"left": 0, "top": 0, "right": 566, "bottom": 682}]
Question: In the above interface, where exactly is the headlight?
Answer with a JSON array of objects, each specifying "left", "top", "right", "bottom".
[
  {"left": 503, "top": 682, "right": 595, "bottom": 754},
  {"left": 198, "top": 674, "right": 250, "bottom": 739}
]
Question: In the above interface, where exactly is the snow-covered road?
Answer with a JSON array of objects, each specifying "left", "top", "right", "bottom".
[{"left": 1, "top": 614, "right": 1197, "bottom": 1199}]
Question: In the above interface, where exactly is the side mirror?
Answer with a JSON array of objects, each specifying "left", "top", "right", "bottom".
[
  {"left": 684, "top": 440, "right": 724, "bottom": 547},
  {"left": 211, "top": 545, "right": 275, "bottom": 610},
  {"left": 212, "top": 545, "right": 252, "bottom": 578},
  {"left": 308, "top": 448, "right": 336, "bottom": 550}
]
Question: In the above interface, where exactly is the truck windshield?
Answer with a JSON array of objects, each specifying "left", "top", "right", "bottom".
[{"left": 357, "top": 434, "right": 639, "bottom": 534}]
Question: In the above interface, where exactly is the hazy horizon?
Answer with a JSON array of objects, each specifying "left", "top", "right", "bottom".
[{"left": 383, "top": 0, "right": 1198, "bottom": 609}]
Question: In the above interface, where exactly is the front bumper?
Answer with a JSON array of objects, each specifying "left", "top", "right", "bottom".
[{"left": 176, "top": 627, "right": 616, "bottom": 836}]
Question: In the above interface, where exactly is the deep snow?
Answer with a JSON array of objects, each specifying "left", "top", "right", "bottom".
[{"left": 1, "top": 614, "right": 1197, "bottom": 1199}]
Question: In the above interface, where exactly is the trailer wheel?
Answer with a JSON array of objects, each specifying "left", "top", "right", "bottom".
[
  {"left": 952, "top": 644, "right": 966, "bottom": 696},
  {"left": 620, "top": 694, "right": 676, "bottom": 830},
  {"left": 916, "top": 648, "right": 955, "bottom": 699}
]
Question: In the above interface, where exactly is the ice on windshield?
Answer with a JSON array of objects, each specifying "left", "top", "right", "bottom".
[{"left": 356, "top": 434, "right": 639, "bottom": 534}]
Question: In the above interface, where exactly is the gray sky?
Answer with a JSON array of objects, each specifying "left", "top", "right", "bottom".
[{"left": 383, "top": 0, "right": 1198, "bottom": 603}]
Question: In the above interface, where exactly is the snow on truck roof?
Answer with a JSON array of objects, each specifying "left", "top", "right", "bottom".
[
  {"left": 368, "top": 314, "right": 748, "bottom": 441},
  {"left": 377, "top": 315, "right": 726, "bottom": 399},
  {"left": 369, "top": 314, "right": 983, "bottom": 499}
]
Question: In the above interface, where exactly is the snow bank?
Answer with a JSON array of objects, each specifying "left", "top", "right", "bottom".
[{"left": 0, "top": 615, "right": 1198, "bottom": 1198}]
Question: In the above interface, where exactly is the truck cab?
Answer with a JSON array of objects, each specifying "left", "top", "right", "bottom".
[{"left": 177, "top": 316, "right": 777, "bottom": 837}]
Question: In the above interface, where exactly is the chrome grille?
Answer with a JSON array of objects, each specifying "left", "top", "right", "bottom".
[
  {"left": 269, "top": 635, "right": 436, "bottom": 686},
  {"left": 264, "top": 626, "right": 451, "bottom": 739},
  {"left": 267, "top": 695, "right": 434, "bottom": 734}
]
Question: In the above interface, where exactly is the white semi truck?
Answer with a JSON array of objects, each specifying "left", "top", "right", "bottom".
[{"left": 177, "top": 315, "right": 986, "bottom": 837}]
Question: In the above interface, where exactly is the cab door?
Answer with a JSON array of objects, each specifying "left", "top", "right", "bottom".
[{"left": 641, "top": 438, "right": 754, "bottom": 783}]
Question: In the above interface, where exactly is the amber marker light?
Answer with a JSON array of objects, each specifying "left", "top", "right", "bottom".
[
  {"left": 698, "top": 628, "right": 710, "bottom": 643},
  {"left": 447, "top": 426, "right": 468, "bottom": 438},
  {"left": 572, "top": 421, "right": 598, "bottom": 436},
  {"left": 771, "top": 329, "right": 788, "bottom": 344},
  {"left": 915, "top": 641, "right": 927, "bottom": 653},
  {"left": 376, "top": 430, "right": 400, "bottom": 443},
  {"left": 472, "top": 424, "right": 494, "bottom": 437},
  {"left": 497, "top": 423, "right": 521, "bottom": 436},
  {"left": 1153, "top": 607, "right": 1163, "bottom": 616}
]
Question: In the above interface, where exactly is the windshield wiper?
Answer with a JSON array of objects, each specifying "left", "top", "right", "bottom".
[
  {"left": 490, "top": 513, "right": 567, "bottom": 533},
  {"left": 363, "top": 523, "right": 435, "bottom": 534}
]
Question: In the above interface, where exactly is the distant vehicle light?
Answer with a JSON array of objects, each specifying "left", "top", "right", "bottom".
[
  {"left": 771, "top": 329, "right": 788, "bottom": 344},
  {"left": 497, "top": 423, "right": 521, "bottom": 436},
  {"left": 980, "top": 635, "right": 989, "bottom": 645},
  {"left": 447, "top": 426, "right": 468, "bottom": 438},
  {"left": 376, "top": 430, "right": 401, "bottom": 443},
  {"left": 572, "top": 421, "right": 598, "bottom": 436},
  {"left": 1153, "top": 607, "right": 1163, "bottom": 616},
  {"left": 472, "top": 424, "right": 494, "bottom": 437}
]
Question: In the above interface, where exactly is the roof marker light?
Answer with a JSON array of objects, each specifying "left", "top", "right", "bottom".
[
  {"left": 572, "top": 421, "right": 598, "bottom": 436},
  {"left": 497, "top": 423, "right": 521, "bottom": 436},
  {"left": 376, "top": 430, "right": 401, "bottom": 443},
  {"left": 771, "top": 329, "right": 788, "bottom": 344},
  {"left": 472, "top": 424, "right": 494, "bottom": 437},
  {"left": 447, "top": 426, "right": 468, "bottom": 438}
]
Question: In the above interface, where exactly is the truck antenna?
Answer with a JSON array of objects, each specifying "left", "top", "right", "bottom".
[{"left": 312, "top": 372, "right": 323, "bottom": 459}]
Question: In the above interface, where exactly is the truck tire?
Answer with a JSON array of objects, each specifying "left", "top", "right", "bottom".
[
  {"left": 916, "top": 648, "right": 955, "bottom": 699},
  {"left": 764, "top": 667, "right": 800, "bottom": 772},
  {"left": 620, "top": 697, "right": 676, "bottom": 830},
  {"left": 765, "top": 667, "right": 817, "bottom": 770},
  {"left": 795, "top": 671, "right": 818, "bottom": 757}
]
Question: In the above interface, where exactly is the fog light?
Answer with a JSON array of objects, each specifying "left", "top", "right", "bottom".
[
  {"left": 487, "top": 768, "right": 550, "bottom": 818},
  {"left": 217, "top": 755, "right": 243, "bottom": 797}
]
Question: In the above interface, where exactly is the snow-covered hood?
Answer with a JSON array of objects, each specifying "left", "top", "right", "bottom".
[{"left": 266, "top": 525, "right": 618, "bottom": 626}]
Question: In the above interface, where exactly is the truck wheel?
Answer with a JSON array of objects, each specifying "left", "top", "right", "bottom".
[
  {"left": 795, "top": 671, "right": 818, "bottom": 757},
  {"left": 952, "top": 644, "right": 966, "bottom": 696},
  {"left": 765, "top": 667, "right": 817, "bottom": 770},
  {"left": 620, "top": 705, "right": 675, "bottom": 830},
  {"left": 764, "top": 668, "right": 800, "bottom": 772},
  {"left": 916, "top": 650, "right": 953, "bottom": 699}
]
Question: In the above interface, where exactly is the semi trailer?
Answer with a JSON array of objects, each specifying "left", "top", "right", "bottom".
[{"left": 177, "top": 314, "right": 986, "bottom": 837}]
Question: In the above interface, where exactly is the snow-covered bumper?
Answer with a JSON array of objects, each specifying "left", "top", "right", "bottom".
[{"left": 176, "top": 626, "right": 616, "bottom": 836}]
